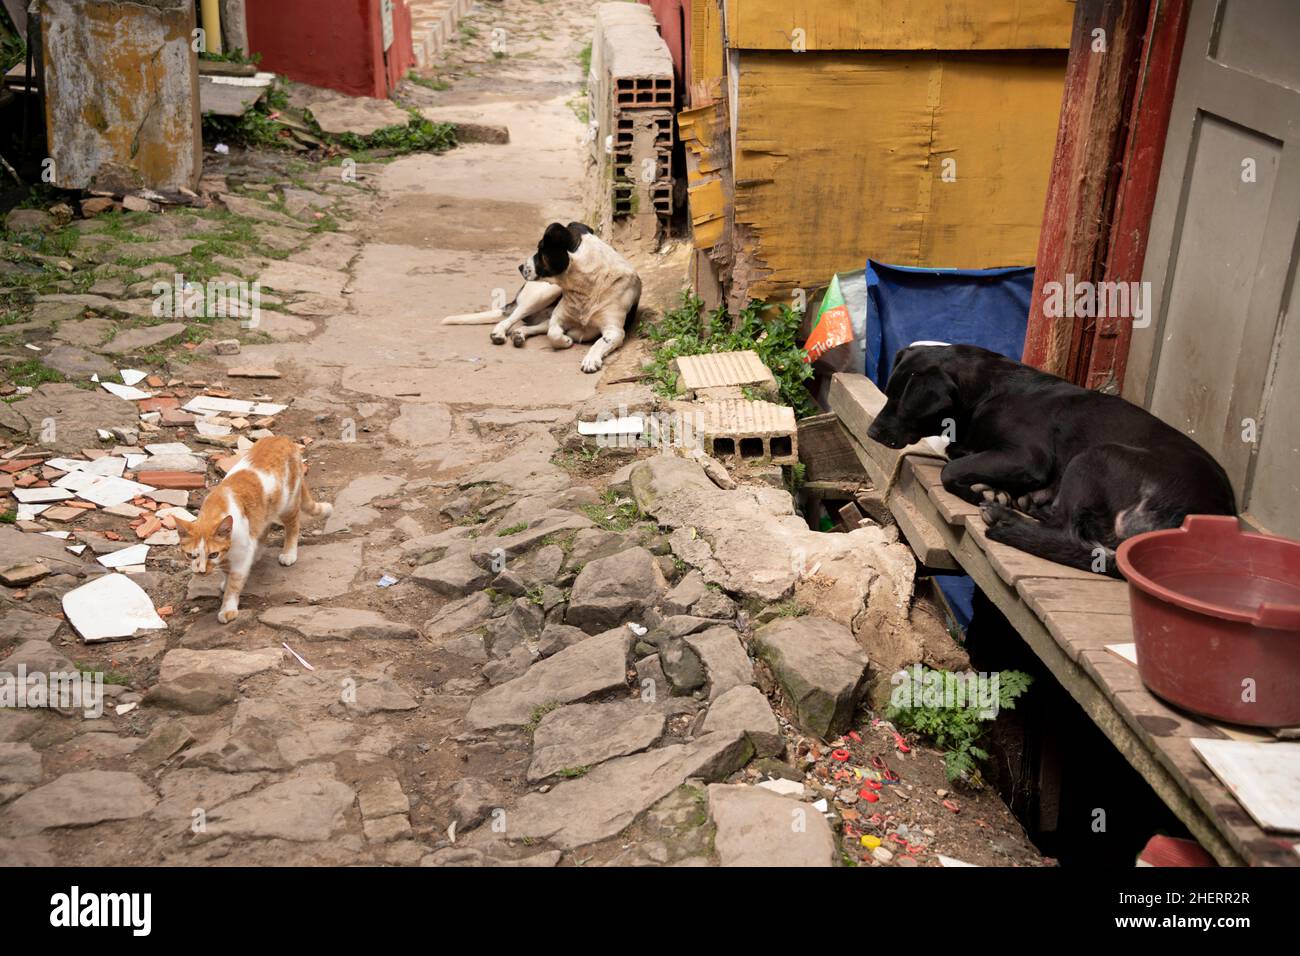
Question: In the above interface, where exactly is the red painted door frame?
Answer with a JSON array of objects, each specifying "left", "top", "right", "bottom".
[
  {"left": 1022, "top": 0, "right": 1190, "bottom": 391},
  {"left": 1084, "top": 0, "right": 1192, "bottom": 392}
]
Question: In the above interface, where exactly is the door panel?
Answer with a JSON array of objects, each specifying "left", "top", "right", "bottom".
[{"left": 1126, "top": 0, "right": 1300, "bottom": 536}]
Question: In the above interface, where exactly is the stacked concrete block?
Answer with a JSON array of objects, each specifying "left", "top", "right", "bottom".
[
  {"left": 591, "top": 3, "right": 675, "bottom": 225},
  {"left": 701, "top": 399, "right": 799, "bottom": 466},
  {"left": 674, "top": 351, "right": 779, "bottom": 402}
]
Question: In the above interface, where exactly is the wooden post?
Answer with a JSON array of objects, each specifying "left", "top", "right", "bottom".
[
  {"left": 1084, "top": 0, "right": 1192, "bottom": 393},
  {"left": 1021, "top": 0, "right": 1151, "bottom": 382}
]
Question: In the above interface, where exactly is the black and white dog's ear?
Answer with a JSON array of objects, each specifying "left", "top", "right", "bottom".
[
  {"left": 566, "top": 221, "right": 594, "bottom": 242},
  {"left": 898, "top": 367, "right": 956, "bottom": 422},
  {"left": 543, "top": 222, "right": 572, "bottom": 249}
]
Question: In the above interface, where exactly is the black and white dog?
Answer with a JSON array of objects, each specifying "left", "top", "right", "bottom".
[
  {"left": 441, "top": 221, "right": 641, "bottom": 374},
  {"left": 866, "top": 344, "right": 1236, "bottom": 576}
]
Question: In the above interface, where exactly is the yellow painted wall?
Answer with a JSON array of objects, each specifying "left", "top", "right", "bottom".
[
  {"left": 689, "top": 0, "right": 725, "bottom": 91},
  {"left": 727, "top": 0, "right": 1073, "bottom": 51},
  {"left": 731, "top": 51, "right": 1066, "bottom": 298}
]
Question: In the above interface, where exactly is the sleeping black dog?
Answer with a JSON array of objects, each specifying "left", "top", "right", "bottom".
[{"left": 866, "top": 344, "right": 1236, "bottom": 577}]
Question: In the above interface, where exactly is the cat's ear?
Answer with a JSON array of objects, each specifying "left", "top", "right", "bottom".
[
  {"left": 173, "top": 514, "right": 194, "bottom": 536},
  {"left": 215, "top": 514, "right": 234, "bottom": 538}
]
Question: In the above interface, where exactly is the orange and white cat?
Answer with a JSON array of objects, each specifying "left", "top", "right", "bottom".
[{"left": 175, "top": 436, "right": 332, "bottom": 624}]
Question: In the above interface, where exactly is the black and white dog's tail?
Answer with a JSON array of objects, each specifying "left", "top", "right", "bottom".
[
  {"left": 981, "top": 505, "right": 1121, "bottom": 579},
  {"left": 441, "top": 308, "right": 507, "bottom": 325}
]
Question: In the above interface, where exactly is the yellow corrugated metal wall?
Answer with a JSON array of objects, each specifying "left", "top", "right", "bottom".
[{"left": 686, "top": 0, "right": 1072, "bottom": 301}]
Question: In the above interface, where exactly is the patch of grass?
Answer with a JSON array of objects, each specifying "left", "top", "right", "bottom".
[
  {"left": 75, "top": 664, "right": 130, "bottom": 686},
  {"left": 644, "top": 290, "right": 818, "bottom": 418},
  {"left": 555, "top": 766, "right": 589, "bottom": 779},
  {"left": 497, "top": 522, "right": 528, "bottom": 536},
  {"left": 580, "top": 489, "right": 645, "bottom": 532},
  {"left": 885, "top": 667, "right": 1033, "bottom": 783},
  {"left": 334, "top": 114, "right": 456, "bottom": 154},
  {"left": 455, "top": 510, "right": 488, "bottom": 527},
  {"left": 0, "top": 508, "right": 15, "bottom": 524},
  {"left": 769, "top": 600, "right": 808, "bottom": 618},
  {"left": 525, "top": 701, "right": 560, "bottom": 734},
  {"left": 5, "top": 359, "right": 64, "bottom": 388},
  {"left": 407, "top": 71, "right": 451, "bottom": 91}
]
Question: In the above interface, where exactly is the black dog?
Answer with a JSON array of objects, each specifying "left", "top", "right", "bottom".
[{"left": 866, "top": 344, "right": 1236, "bottom": 576}]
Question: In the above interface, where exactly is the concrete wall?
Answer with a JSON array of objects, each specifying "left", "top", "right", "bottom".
[{"left": 40, "top": 0, "right": 202, "bottom": 193}]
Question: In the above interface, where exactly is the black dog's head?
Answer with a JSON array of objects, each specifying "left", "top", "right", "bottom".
[
  {"left": 866, "top": 345, "right": 959, "bottom": 449},
  {"left": 519, "top": 222, "right": 591, "bottom": 281}
]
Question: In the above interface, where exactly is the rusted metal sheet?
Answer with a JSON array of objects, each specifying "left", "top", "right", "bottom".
[
  {"left": 730, "top": 50, "right": 1066, "bottom": 303},
  {"left": 40, "top": 0, "right": 202, "bottom": 193}
]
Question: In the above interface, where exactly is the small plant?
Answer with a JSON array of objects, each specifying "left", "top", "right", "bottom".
[
  {"left": 407, "top": 71, "right": 451, "bottom": 91},
  {"left": 497, "top": 522, "right": 528, "bottom": 537},
  {"left": 525, "top": 701, "right": 560, "bottom": 734},
  {"left": 644, "top": 290, "right": 817, "bottom": 418},
  {"left": 556, "top": 766, "right": 589, "bottom": 779},
  {"left": 886, "top": 667, "right": 1033, "bottom": 783},
  {"left": 5, "top": 360, "right": 64, "bottom": 389},
  {"left": 581, "top": 490, "right": 645, "bottom": 532},
  {"left": 769, "top": 600, "right": 808, "bottom": 618}
]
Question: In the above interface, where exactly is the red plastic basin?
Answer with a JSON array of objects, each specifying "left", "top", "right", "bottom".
[{"left": 1115, "top": 515, "right": 1300, "bottom": 727}]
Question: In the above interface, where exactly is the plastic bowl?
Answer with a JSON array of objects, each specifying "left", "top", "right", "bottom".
[{"left": 1115, "top": 515, "right": 1300, "bottom": 727}]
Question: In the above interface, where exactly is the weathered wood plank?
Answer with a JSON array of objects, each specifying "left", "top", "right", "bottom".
[
  {"left": 890, "top": 489, "right": 960, "bottom": 570},
  {"left": 1018, "top": 576, "right": 1132, "bottom": 617},
  {"left": 964, "top": 514, "right": 1103, "bottom": 585},
  {"left": 797, "top": 413, "right": 867, "bottom": 481},
  {"left": 1040, "top": 610, "right": 1133, "bottom": 664}
]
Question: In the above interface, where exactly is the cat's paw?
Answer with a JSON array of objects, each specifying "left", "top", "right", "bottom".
[
  {"left": 279, "top": 551, "right": 298, "bottom": 567},
  {"left": 217, "top": 607, "right": 239, "bottom": 624},
  {"left": 315, "top": 502, "right": 333, "bottom": 518}
]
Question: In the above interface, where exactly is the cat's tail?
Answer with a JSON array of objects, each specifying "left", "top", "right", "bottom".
[{"left": 299, "top": 481, "right": 333, "bottom": 519}]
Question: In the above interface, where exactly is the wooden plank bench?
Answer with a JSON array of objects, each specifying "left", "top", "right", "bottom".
[{"left": 828, "top": 371, "right": 1299, "bottom": 867}]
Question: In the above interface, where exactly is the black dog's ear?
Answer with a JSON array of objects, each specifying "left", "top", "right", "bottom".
[
  {"left": 890, "top": 346, "right": 915, "bottom": 377},
  {"left": 898, "top": 367, "right": 956, "bottom": 422},
  {"left": 543, "top": 222, "right": 578, "bottom": 252},
  {"left": 567, "top": 221, "right": 594, "bottom": 241}
]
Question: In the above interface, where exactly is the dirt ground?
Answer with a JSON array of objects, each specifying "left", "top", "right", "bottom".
[{"left": 0, "top": 0, "right": 1046, "bottom": 868}]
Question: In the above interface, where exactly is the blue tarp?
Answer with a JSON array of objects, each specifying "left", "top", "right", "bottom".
[
  {"left": 860, "top": 259, "right": 1033, "bottom": 634},
  {"left": 863, "top": 260, "right": 1034, "bottom": 387}
]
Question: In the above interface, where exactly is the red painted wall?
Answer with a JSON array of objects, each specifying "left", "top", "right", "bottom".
[
  {"left": 246, "top": 0, "right": 414, "bottom": 100},
  {"left": 641, "top": 0, "right": 688, "bottom": 88}
]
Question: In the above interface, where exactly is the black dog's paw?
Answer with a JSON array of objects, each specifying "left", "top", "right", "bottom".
[
  {"left": 980, "top": 501, "right": 1018, "bottom": 527},
  {"left": 490, "top": 331, "right": 507, "bottom": 345}
]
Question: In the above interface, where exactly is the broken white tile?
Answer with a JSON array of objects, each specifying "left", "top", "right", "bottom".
[
  {"left": 103, "top": 503, "right": 145, "bottom": 519},
  {"left": 61, "top": 572, "right": 166, "bottom": 643},
  {"left": 144, "top": 489, "right": 189, "bottom": 507},
  {"left": 16, "top": 504, "right": 51, "bottom": 520},
  {"left": 44, "top": 458, "right": 86, "bottom": 473},
  {"left": 98, "top": 544, "right": 149, "bottom": 569},
  {"left": 119, "top": 369, "right": 147, "bottom": 386},
  {"left": 578, "top": 416, "right": 644, "bottom": 437},
  {"left": 144, "top": 529, "right": 180, "bottom": 546},
  {"left": 81, "top": 456, "right": 127, "bottom": 478},
  {"left": 41, "top": 530, "right": 72, "bottom": 539},
  {"left": 195, "top": 418, "right": 233, "bottom": 437},
  {"left": 125, "top": 454, "right": 148, "bottom": 470},
  {"left": 74, "top": 476, "right": 155, "bottom": 508},
  {"left": 53, "top": 471, "right": 103, "bottom": 492},
  {"left": 144, "top": 443, "right": 193, "bottom": 456},
  {"left": 101, "top": 381, "right": 151, "bottom": 401},
  {"left": 120, "top": 565, "right": 148, "bottom": 575},
  {"left": 66, "top": 544, "right": 87, "bottom": 556},
  {"left": 13, "top": 487, "right": 74, "bottom": 504},
  {"left": 183, "top": 395, "right": 285, "bottom": 417},
  {"left": 139, "top": 412, "right": 161, "bottom": 425},
  {"left": 155, "top": 506, "right": 196, "bottom": 521}
]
